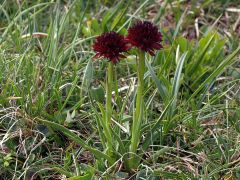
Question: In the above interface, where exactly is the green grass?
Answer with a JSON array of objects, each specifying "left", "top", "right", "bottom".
[{"left": 0, "top": 0, "right": 240, "bottom": 179}]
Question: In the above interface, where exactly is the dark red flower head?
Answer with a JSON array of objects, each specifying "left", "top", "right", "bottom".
[
  {"left": 126, "top": 21, "right": 163, "bottom": 56},
  {"left": 93, "top": 32, "right": 129, "bottom": 64}
]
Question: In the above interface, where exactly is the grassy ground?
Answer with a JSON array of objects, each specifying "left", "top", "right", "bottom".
[{"left": 0, "top": 0, "right": 240, "bottom": 179}]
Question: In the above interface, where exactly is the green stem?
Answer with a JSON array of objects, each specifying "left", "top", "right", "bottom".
[
  {"left": 106, "top": 62, "right": 114, "bottom": 157},
  {"left": 130, "top": 50, "right": 145, "bottom": 158}
]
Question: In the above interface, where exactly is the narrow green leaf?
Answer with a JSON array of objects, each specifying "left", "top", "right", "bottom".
[
  {"left": 102, "top": 0, "right": 125, "bottom": 31},
  {"left": 168, "top": 51, "right": 188, "bottom": 117},
  {"left": 173, "top": 8, "right": 187, "bottom": 39},
  {"left": 145, "top": 59, "right": 169, "bottom": 101},
  {"left": 110, "top": 1, "right": 130, "bottom": 31},
  {"left": 154, "top": 0, "right": 169, "bottom": 24},
  {"left": 1, "top": 2, "right": 52, "bottom": 43},
  {"left": 37, "top": 118, "right": 113, "bottom": 163},
  {"left": 110, "top": 128, "right": 126, "bottom": 155},
  {"left": 81, "top": 58, "right": 93, "bottom": 95},
  {"left": 117, "top": 0, "right": 149, "bottom": 32},
  {"left": 172, "top": 51, "right": 188, "bottom": 98},
  {"left": 89, "top": 96, "right": 107, "bottom": 149},
  {"left": 189, "top": 46, "right": 240, "bottom": 100},
  {"left": 141, "top": 98, "right": 174, "bottom": 151},
  {"left": 146, "top": 146, "right": 173, "bottom": 162},
  {"left": 187, "top": 34, "right": 215, "bottom": 76}
]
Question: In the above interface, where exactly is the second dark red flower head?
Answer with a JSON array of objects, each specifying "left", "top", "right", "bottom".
[{"left": 93, "top": 21, "right": 163, "bottom": 64}]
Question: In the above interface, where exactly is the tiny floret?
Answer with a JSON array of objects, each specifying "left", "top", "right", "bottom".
[
  {"left": 93, "top": 32, "right": 129, "bottom": 64},
  {"left": 126, "top": 21, "right": 163, "bottom": 55}
]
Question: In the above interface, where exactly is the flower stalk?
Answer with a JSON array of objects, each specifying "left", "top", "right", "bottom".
[
  {"left": 105, "top": 61, "right": 114, "bottom": 157},
  {"left": 92, "top": 32, "right": 129, "bottom": 161},
  {"left": 126, "top": 22, "right": 163, "bottom": 167},
  {"left": 129, "top": 50, "right": 145, "bottom": 167}
]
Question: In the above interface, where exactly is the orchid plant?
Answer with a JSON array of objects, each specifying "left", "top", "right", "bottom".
[
  {"left": 92, "top": 32, "right": 129, "bottom": 158},
  {"left": 92, "top": 21, "right": 163, "bottom": 169}
]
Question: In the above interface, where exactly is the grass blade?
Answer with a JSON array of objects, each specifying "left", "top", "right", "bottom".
[
  {"left": 188, "top": 46, "right": 240, "bottom": 101},
  {"left": 37, "top": 118, "right": 114, "bottom": 163},
  {"left": 168, "top": 51, "right": 188, "bottom": 117},
  {"left": 141, "top": 98, "right": 174, "bottom": 151},
  {"left": 145, "top": 59, "right": 169, "bottom": 102}
]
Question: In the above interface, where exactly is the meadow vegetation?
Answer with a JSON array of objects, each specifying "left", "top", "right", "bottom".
[{"left": 0, "top": 0, "right": 240, "bottom": 179}]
